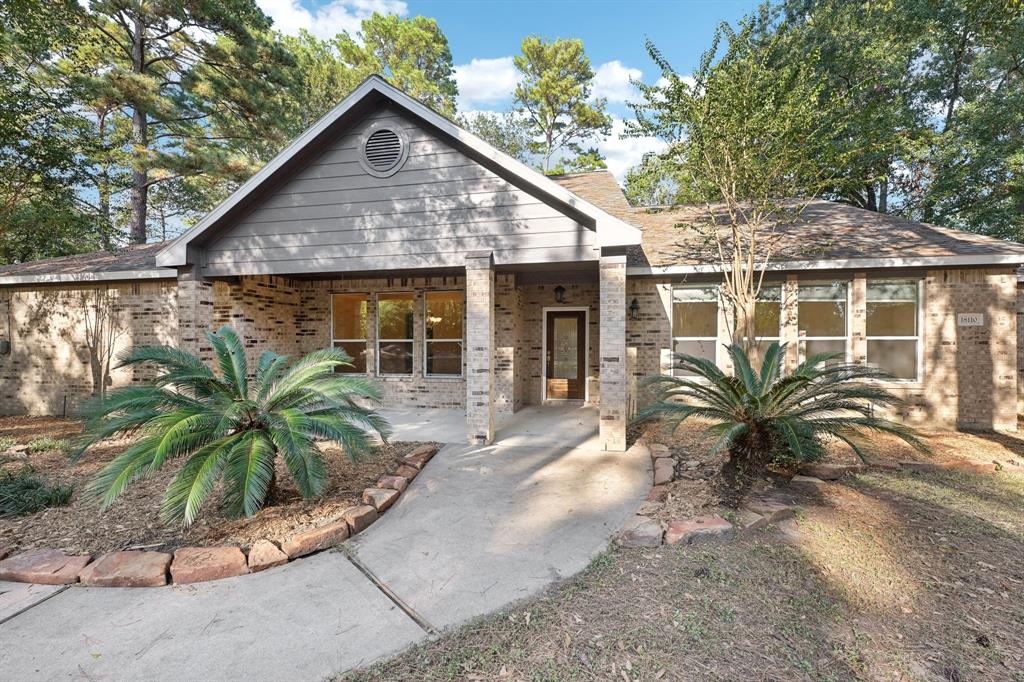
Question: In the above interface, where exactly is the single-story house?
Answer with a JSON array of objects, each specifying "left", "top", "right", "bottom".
[{"left": 2, "top": 76, "right": 1023, "bottom": 449}]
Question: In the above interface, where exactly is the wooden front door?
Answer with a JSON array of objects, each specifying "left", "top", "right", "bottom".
[{"left": 545, "top": 310, "right": 586, "bottom": 400}]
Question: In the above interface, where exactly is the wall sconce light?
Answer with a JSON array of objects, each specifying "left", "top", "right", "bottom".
[
  {"left": 628, "top": 298, "right": 640, "bottom": 321},
  {"left": 553, "top": 285, "right": 566, "bottom": 304}
]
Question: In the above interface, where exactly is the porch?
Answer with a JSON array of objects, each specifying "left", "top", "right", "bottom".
[{"left": 184, "top": 254, "right": 631, "bottom": 451}]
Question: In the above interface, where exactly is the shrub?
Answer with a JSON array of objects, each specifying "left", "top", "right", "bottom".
[
  {"left": 0, "top": 436, "right": 17, "bottom": 452},
  {"left": 636, "top": 342, "right": 927, "bottom": 502},
  {"left": 75, "top": 326, "right": 391, "bottom": 527},
  {"left": 0, "top": 466, "right": 73, "bottom": 517},
  {"left": 26, "top": 436, "right": 72, "bottom": 454}
]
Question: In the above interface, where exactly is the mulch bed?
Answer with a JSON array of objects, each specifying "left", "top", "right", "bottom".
[{"left": 0, "top": 416, "right": 433, "bottom": 555}]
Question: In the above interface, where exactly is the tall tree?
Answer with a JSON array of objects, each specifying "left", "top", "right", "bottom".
[
  {"left": 0, "top": 0, "right": 107, "bottom": 262},
  {"left": 513, "top": 37, "right": 611, "bottom": 173},
  {"left": 629, "top": 20, "right": 851, "bottom": 360},
  {"left": 82, "top": 1, "right": 292, "bottom": 243},
  {"left": 457, "top": 111, "right": 533, "bottom": 164},
  {"left": 336, "top": 14, "right": 458, "bottom": 117}
]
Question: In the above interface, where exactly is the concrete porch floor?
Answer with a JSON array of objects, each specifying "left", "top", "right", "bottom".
[{"left": 379, "top": 404, "right": 600, "bottom": 448}]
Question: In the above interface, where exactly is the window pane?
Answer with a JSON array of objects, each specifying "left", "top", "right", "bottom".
[
  {"left": 754, "top": 300, "right": 781, "bottom": 338},
  {"left": 867, "top": 339, "right": 918, "bottom": 380},
  {"left": 673, "top": 339, "right": 716, "bottom": 376},
  {"left": 866, "top": 302, "right": 917, "bottom": 336},
  {"left": 333, "top": 341, "right": 367, "bottom": 373},
  {"left": 379, "top": 341, "right": 413, "bottom": 375},
  {"left": 426, "top": 341, "right": 462, "bottom": 376},
  {"left": 673, "top": 301, "right": 718, "bottom": 337},
  {"left": 426, "top": 291, "right": 463, "bottom": 339},
  {"left": 803, "top": 339, "right": 846, "bottom": 361},
  {"left": 332, "top": 294, "right": 367, "bottom": 340},
  {"left": 867, "top": 280, "right": 918, "bottom": 336},
  {"left": 378, "top": 293, "right": 414, "bottom": 340},
  {"left": 799, "top": 300, "right": 847, "bottom": 337}
]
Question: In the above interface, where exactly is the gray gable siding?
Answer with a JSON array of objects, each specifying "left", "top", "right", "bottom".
[{"left": 201, "top": 108, "right": 597, "bottom": 277}]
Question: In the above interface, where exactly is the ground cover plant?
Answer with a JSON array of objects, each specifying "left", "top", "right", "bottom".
[
  {"left": 0, "top": 466, "right": 73, "bottom": 517},
  {"left": 75, "top": 326, "right": 390, "bottom": 526}
]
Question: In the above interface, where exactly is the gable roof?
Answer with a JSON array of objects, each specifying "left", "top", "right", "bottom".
[
  {"left": 156, "top": 76, "right": 641, "bottom": 268},
  {"left": 548, "top": 172, "right": 1024, "bottom": 272}
]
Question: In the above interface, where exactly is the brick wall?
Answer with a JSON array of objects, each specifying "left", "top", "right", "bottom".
[
  {"left": 626, "top": 268, "right": 1018, "bottom": 431},
  {"left": 0, "top": 280, "right": 179, "bottom": 416}
]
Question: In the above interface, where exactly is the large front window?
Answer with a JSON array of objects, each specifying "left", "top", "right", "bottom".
[
  {"left": 377, "top": 292, "right": 414, "bottom": 375},
  {"left": 672, "top": 285, "right": 719, "bottom": 375},
  {"left": 751, "top": 285, "right": 782, "bottom": 359},
  {"left": 424, "top": 291, "right": 464, "bottom": 376},
  {"left": 866, "top": 279, "right": 920, "bottom": 381},
  {"left": 798, "top": 281, "right": 848, "bottom": 361},
  {"left": 331, "top": 294, "right": 368, "bottom": 373}
]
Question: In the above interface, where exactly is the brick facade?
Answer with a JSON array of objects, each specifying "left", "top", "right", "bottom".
[
  {"left": 0, "top": 266, "right": 1016, "bottom": 436},
  {"left": 626, "top": 267, "right": 1018, "bottom": 431},
  {"left": 0, "top": 280, "right": 179, "bottom": 415}
]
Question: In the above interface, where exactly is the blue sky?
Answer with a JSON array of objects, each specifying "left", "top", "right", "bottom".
[{"left": 256, "top": 0, "right": 762, "bottom": 176}]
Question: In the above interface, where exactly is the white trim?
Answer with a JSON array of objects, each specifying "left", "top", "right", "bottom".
[
  {"left": 0, "top": 269, "right": 176, "bottom": 286},
  {"left": 156, "top": 76, "right": 641, "bottom": 268},
  {"left": 541, "top": 306, "right": 590, "bottom": 403},
  {"left": 796, "top": 279, "right": 852, "bottom": 363},
  {"left": 627, "top": 253, "right": 1024, "bottom": 277},
  {"left": 422, "top": 290, "right": 464, "bottom": 379}
]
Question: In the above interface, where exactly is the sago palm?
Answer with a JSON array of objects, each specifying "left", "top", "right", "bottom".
[
  {"left": 636, "top": 342, "right": 927, "bottom": 501},
  {"left": 74, "top": 326, "right": 391, "bottom": 526}
]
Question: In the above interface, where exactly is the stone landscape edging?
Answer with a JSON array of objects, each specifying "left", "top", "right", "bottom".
[{"left": 0, "top": 444, "right": 439, "bottom": 588}]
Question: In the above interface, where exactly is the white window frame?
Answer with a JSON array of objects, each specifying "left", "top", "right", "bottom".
[
  {"left": 423, "top": 290, "right": 464, "bottom": 378},
  {"left": 797, "top": 280, "right": 851, "bottom": 363},
  {"left": 330, "top": 293, "right": 369, "bottom": 374},
  {"left": 865, "top": 278, "right": 924, "bottom": 383},
  {"left": 671, "top": 284, "right": 720, "bottom": 376},
  {"left": 376, "top": 291, "right": 415, "bottom": 377}
]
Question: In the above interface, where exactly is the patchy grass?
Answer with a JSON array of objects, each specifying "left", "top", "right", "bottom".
[
  {"left": 0, "top": 435, "right": 17, "bottom": 452},
  {"left": 25, "top": 435, "right": 72, "bottom": 455},
  {"left": 348, "top": 442, "right": 1024, "bottom": 681}
]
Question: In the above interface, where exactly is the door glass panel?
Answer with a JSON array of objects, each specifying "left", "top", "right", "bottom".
[{"left": 552, "top": 316, "right": 578, "bottom": 379}]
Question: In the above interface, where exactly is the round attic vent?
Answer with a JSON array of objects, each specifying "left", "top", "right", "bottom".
[{"left": 359, "top": 126, "right": 408, "bottom": 177}]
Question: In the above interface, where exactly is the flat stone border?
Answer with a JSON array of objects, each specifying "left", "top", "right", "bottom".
[{"left": 0, "top": 444, "right": 439, "bottom": 589}]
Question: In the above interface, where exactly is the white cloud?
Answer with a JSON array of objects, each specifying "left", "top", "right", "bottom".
[
  {"left": 454, "top": 57, "right": 518, "bottom": 111},
  {"left": 257, "top": 0, "right": 407, "bottom": 38},
  {"left": 593, "top": 60, "right": 643, "bottom": 103},
  {"left": 597, "top": 116, "right": 665, "bottom": 181}
]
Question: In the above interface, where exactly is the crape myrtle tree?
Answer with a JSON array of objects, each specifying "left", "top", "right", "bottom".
[{"left": 627, "top": 15, "right": 854, "bottom": 362}]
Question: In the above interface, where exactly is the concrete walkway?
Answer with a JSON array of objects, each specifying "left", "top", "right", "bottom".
[{"left": 0, "top": 406, "right": 649, "bottom": 680}]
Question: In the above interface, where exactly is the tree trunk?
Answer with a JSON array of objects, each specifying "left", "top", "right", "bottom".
[
  {"left": 96, "top": 110, "right": 112, "bottom": 251},
  {"left": 128, "top": 13, "right": 149, "bottom": 244},
  {"left": 878, "top": 176, "right": 888, "bottom": 214},
  {"left": 719, "top": 430, "right": 773, "bottom": 507}
]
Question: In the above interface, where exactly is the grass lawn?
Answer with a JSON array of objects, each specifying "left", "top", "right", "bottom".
[{"left": 348, "top": 433, "right": 1024, "bottom": 681}]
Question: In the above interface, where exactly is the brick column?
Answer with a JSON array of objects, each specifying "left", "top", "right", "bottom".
[
  {"left": 465, "top": 252, "right": 495, "bottom": 445},
  {"left": 599, "top": 254, "right": 627, "bottom": 452},
  {"left": 176, "top": 266, "right": 214, "bottom": 362},
  {"left": 781, "top": 275, "right": 800, "bottom": 373},
  {"left": 850, "top": 273, "right": 867, "bottom": 365}
]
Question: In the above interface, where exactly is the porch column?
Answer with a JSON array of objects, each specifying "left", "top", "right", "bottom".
[
  {"left": 599, "top": 254, "right": 628, "bottom": 451},
  {"left": 177, "top": 266, "right": 214, "bottom": 363},
  {"left": 781, "top": 275, "right": 800, "bottom": 373},
  {"left": 465, "top": 252, "right": 495, "bottom": 445},
  {"left": 851, "top": 272, "right": 868, "bottom": 365}
]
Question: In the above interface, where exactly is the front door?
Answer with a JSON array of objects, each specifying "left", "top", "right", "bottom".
[{"left": 545, "top": 310, "right": 586, "bottom": 400}]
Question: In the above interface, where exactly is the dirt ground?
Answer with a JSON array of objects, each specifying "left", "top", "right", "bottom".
[
  {"left": 0, "top": 416, "right": 431, "bottom": 554},
  {"left": 348, "top": 425, "right": 1024, "bottom": 682}
]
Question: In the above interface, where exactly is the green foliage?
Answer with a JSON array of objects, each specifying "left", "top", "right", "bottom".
[
  {"left": 0, "top": 466, "right": 73, "bottom": 517},
  {"left": 513, "top": 37, "right": 612, "bottom": 172},
  {"left": 622, "top": 152, "right": 702, "bottom": 206},
  {"left": 335, "top": 14, "right": 458, "bottom": 117},
  {"left": 26, "top": 436, "right": 71, "bottom": 455},
  {"left": 547, "top": 147, "right": 607, "bottom": 175},
  {"left": 457, "top": 111, "right": 534, "bottom": 165},
  {"left": 0, "top": 436, "right": 16, "bottom": 452},
  {"left": 76, "top": 326, "right": 390, "bottom": 526},
  {"left": 636, "top": 343, "right": 927, "bottom": 499}
]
